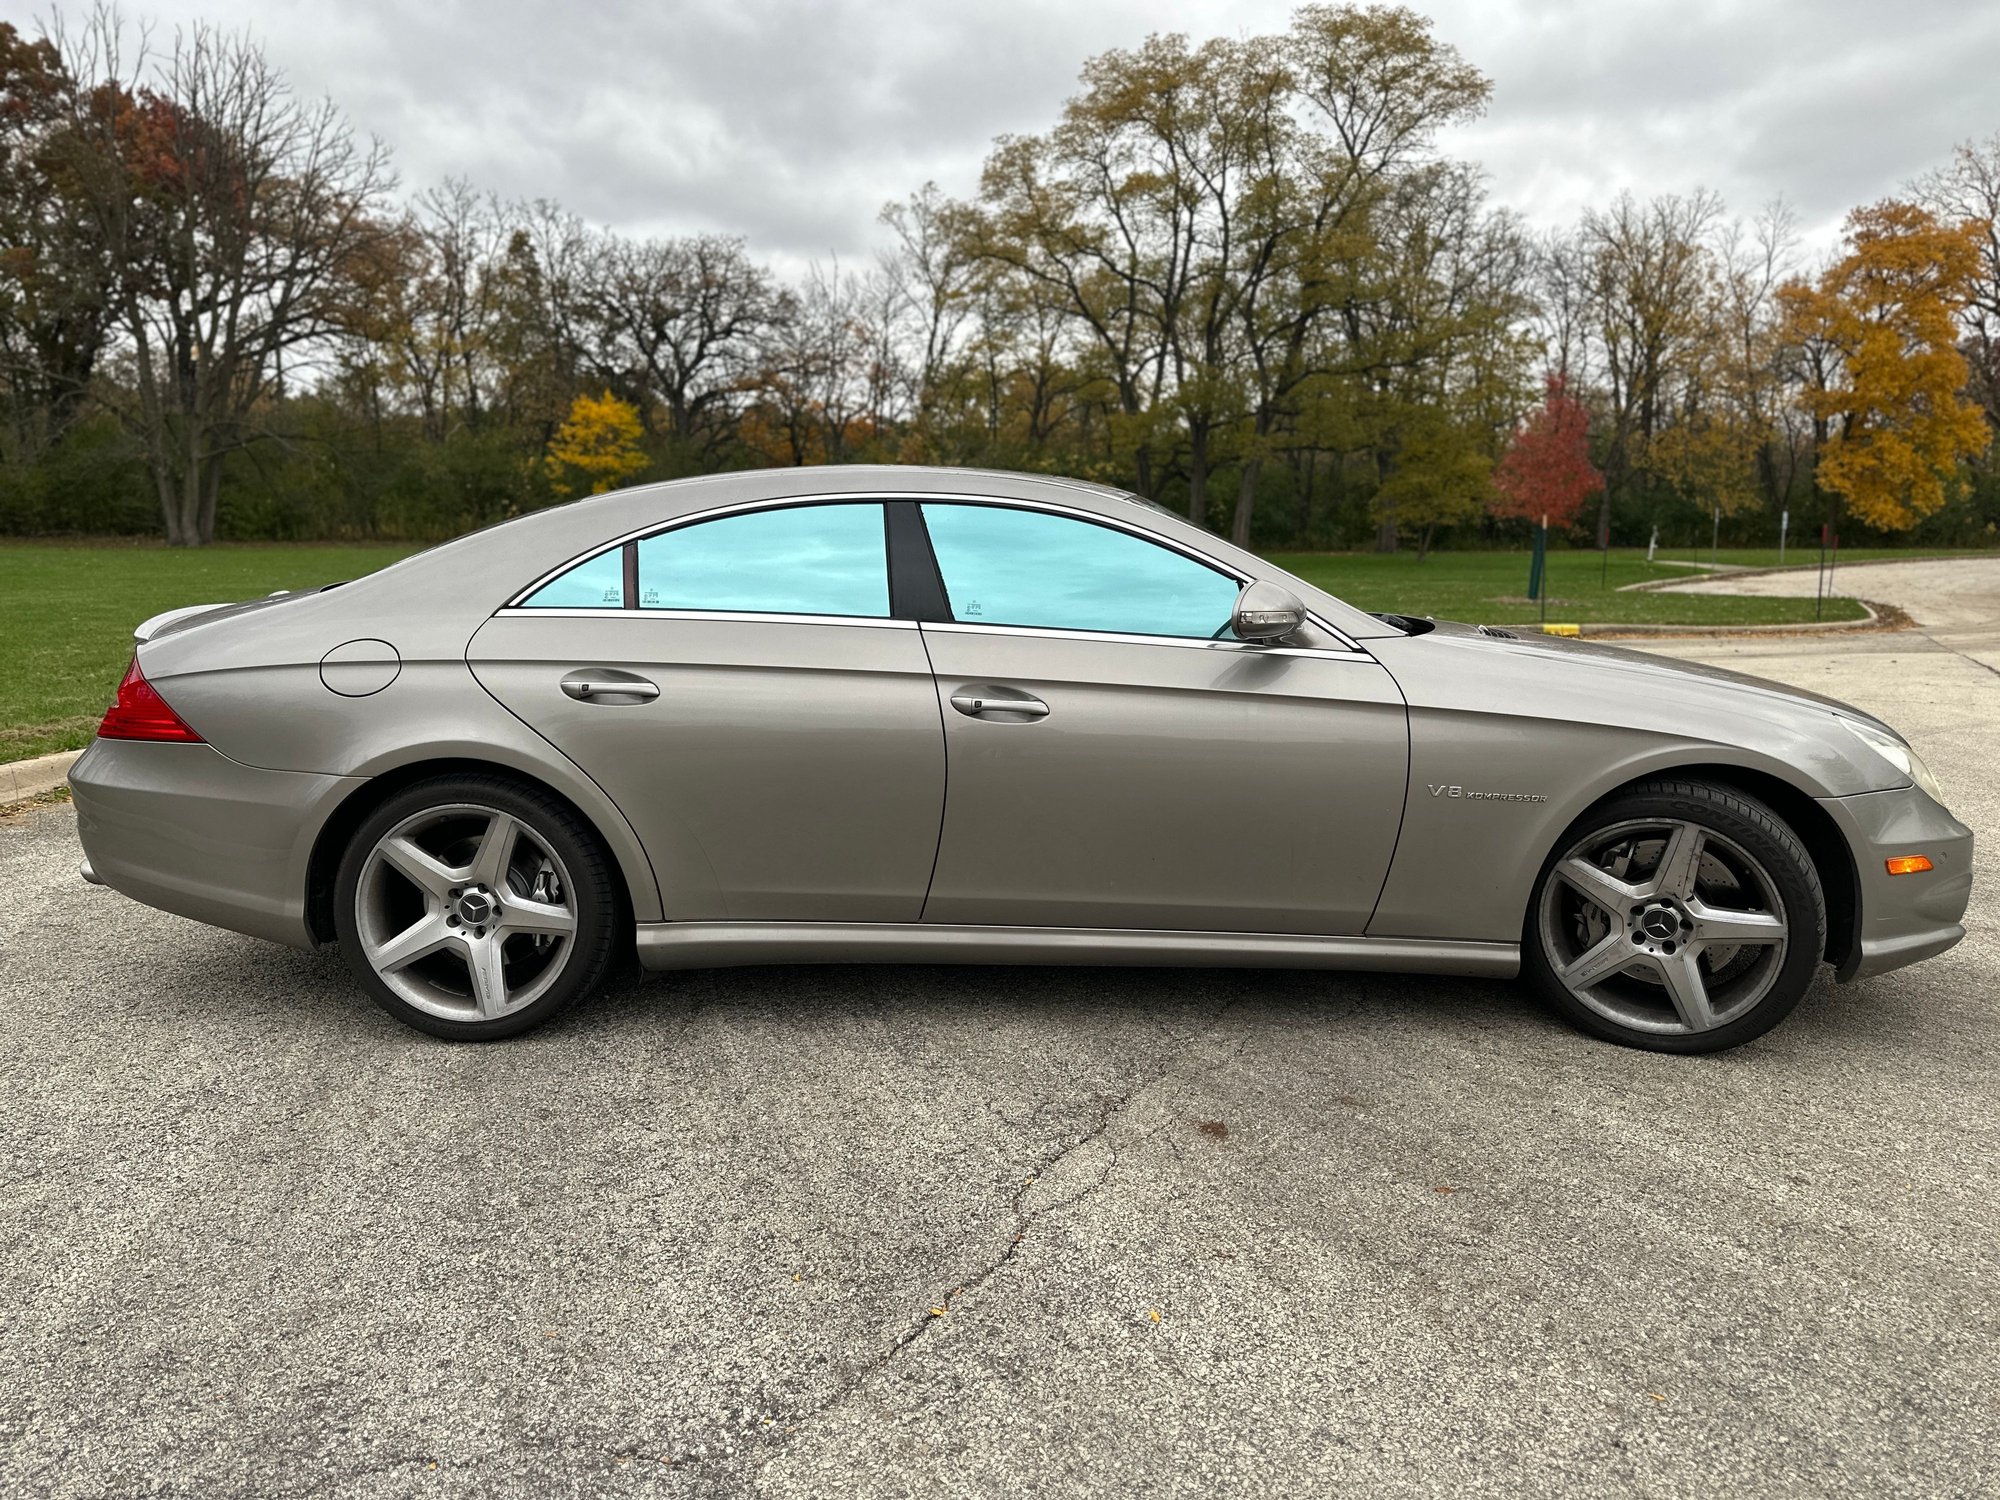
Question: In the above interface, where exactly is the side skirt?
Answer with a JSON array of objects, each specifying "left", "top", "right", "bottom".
[{"left": 634, "top": 921, "right": 1519, "bottom": 978}]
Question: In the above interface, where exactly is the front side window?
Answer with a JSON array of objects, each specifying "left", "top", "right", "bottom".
[
  {"left": 920, "top": 503, "right": 1239, "bottom": 639},
  {"left": 638, "top": 503, "right": 890, "bottom": 617}
]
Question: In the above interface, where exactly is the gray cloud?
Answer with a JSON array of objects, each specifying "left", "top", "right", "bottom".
[
  {"left": 1431, "top": 0, "right": 2000, "bottom": 244},
  {"left": 24, "top": 0, "right": 2000, "bottom": 264}
]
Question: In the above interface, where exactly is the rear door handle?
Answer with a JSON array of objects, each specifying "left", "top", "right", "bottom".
[
  {"left": 950, "top": 690, "right": 1049, "bottom": 720},
  {"left": 561, "top": 670, "right": 660, "bottom": 703}
]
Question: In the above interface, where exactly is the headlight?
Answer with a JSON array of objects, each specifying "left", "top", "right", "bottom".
[{"left": 1839, "top": 716, "right": 1946, "bottom": 805}]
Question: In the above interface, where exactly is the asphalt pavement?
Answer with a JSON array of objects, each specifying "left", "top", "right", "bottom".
[{"left": 2, "top": 564, "right": 1996, "bottom": 1500}]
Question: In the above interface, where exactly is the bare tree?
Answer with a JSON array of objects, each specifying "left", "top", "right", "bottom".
[
  {"left": 505, "top": 199, "right": 601, "bottom": 426},
  {"left": 1915, "top": 135, "right": 2000, "bottom": 435},
  {"left": 878, "top": 182, "right": 978, "bottom": 427},
  {"left": 50, "top": 11, "right": 394, "bottom": 544},
  {"left": 592, "top": 233, "right": 780, "bottom": 456},
  {"left": 1580, "top": 190, "right": 1725, "bottom": 547},
  {"left": 1717, "top": 199, "right": 1802, "bottom": 513},
  {"left": 397, "top": 180, "right": 510, "bottom": 438},
  {"left": 1532, "top": 229, "right": 1593, "bottom": 385},
  {"left": 749, "top": 260, "right": 891, "bottom": 465}
]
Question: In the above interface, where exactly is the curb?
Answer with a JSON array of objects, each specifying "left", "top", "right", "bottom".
[
  {"left": 1510, "top": 602, "right": 1899, "bottom": 641},
  {"left": 1580, "top": 598, "right": 1916, "bottom": 640},
  {"left": 1, "top": 748, "right": 82, "bottom": 805}
]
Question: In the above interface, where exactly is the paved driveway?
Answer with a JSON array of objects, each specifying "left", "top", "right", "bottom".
[
  {"left": 3, "top": 567, "right": 1996, "bottom": 1499},
  {"left": 1656, "top": 553, "right": 2000, "bottom": 635}
]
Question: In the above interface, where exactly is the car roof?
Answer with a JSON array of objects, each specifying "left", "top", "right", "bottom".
[{"left": 144, "top": 466, "right": 1397, "bottom": 672}]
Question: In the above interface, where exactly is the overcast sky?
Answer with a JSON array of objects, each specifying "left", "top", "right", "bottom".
[{"left": 18, "top": 0, "right": 2000, "bottom": 270}]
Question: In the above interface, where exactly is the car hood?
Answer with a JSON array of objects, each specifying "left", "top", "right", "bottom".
[
  {"left": 1360, "top": 616, "right": 1914, "bottom": 800},
  {"left": 1429, "top": 618, "right": 1892, "bottom": 731}
]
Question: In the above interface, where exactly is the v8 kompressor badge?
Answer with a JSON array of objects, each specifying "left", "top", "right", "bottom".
[{"left": 1428, "top": 784, "right": 1549, "bottom": 804}]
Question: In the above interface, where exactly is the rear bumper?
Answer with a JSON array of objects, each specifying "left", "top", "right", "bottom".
[
  {"left": 1823, "top": 785, "right": 1975, "bottom": 982},
  {"left": 70, "top": 739, "right": 362, "bottom": 950}
]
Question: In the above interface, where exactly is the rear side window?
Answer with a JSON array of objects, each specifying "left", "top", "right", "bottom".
[
  {"left": 515, "top": 502, "right": 892, "bottom": 616},
  {"left": 919, "top": 503, "right": 1239, "bottom": 639},
  {"left": 519, "top": 547, "right": 625, "bottom": 608},
  {"left": 637, "top": 503, "right": 889, "bottom": 617}
]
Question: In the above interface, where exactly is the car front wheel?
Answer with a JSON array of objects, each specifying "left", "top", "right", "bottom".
[
  {"left": 1525, "top": 778, "right": 1827, "bottom": 1054},
  {"left": 333, "top": 774, "right": 620, "bottom": 1040}
]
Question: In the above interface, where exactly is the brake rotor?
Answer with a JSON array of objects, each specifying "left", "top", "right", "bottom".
[{"left": 1570, "top": 835, "right": 1749, "bottom": 987}]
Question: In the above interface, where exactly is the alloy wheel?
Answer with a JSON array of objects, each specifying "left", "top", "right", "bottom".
[
  {"left": 1536, "top": 816, "right": 1790, "bottom": 1037},
  {"left": 353, "top": 802, "right": 579, "bottom": 1023}
]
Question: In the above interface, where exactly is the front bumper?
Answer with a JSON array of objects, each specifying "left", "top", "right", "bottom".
[
  {"left": 70, "top": 738, "right": 362, "bottom": 950},
  {"left": 1823, "top": 784, "right": 1975, "bottom": 982}
]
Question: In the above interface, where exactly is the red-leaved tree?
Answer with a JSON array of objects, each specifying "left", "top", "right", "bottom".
[{"left": 1490, "top": 374, "right": 1604, "bottom": 529}]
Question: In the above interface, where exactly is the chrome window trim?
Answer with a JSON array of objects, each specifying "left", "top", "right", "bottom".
[
  {"left": 917, "top": 618, "right": 1372, "bottom": 661},
  {"left": 908, "top": 493, "right": 1243, "bottom": 583},
  {"left": 493, "top": 607, "right": 916, "bottom": 630},
  {"left": 501, "top": 488, "right": 1363, "bottom": 653}
]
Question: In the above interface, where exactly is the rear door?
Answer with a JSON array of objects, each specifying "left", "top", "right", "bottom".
[
  {"left": 911, "top": 501, "right": 1408, "bottom": 935},
  {"left": 468, "top": 501, "right": 945, "bottom": 923}
]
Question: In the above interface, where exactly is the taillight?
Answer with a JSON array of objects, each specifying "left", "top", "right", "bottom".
[{"left": 97, "top": 658, "right": 204, "bottom": 743}]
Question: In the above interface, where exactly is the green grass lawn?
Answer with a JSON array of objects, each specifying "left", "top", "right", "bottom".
[
  {"left": 0, "top": 537, "right": 1964, "bottom": 765},
  {"left": 1, "top": 541, "right": 419, "bottom": 762}
]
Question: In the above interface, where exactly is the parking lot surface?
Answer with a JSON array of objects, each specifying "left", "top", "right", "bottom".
[{"left": 3, "top": 564, "right": 1996, "bottom": 1499}]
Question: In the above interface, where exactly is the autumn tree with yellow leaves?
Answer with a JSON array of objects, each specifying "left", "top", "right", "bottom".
[
  {"left": 1779, "top": 202, "right": 1990, "bottom": 531},
  {"left": 545, "top": 390, "right": 648, "bottom": 498}
]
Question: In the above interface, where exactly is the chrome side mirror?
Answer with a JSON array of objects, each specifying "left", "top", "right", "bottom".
[{"left": 1230, "top": 580, "right": 1307, "bottom": 644}]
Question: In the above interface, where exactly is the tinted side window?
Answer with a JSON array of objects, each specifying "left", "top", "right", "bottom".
[
  {"left": 519, "top": 547, "right": 626, "bottom": 609},
  {"left": 920, "top": 504, "right": 1239, "bottom": 639},
  {"left": 637, "top": 503, "right": 890, "bottom": 618}
]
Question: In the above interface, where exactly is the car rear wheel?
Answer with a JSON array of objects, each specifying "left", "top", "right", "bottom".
[
  {"left": 1524, "top": 779, "right": 1827, "bottom": 1054},
  {"left": 334, "top": 774, "right": 620, "bottom": 1040}
]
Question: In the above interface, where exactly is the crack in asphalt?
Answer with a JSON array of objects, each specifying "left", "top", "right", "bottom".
[
  {"left": 748, "top": 996, "right": 1256, "bottom": 1480},
  {"left": 1918, "top": 628, "right": 2000, "bottom": 681}
]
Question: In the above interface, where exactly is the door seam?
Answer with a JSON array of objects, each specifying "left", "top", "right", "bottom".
[{"left": 912, "top": 621, "right": 949, "bottom": 924}]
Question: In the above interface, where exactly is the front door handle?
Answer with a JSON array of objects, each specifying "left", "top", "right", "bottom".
[
  {"left": 561, "top": 670, "right": 660, "bottom": 704},
  {"left": 950, "top": 689, "right": 1049, "bottom": 721}
]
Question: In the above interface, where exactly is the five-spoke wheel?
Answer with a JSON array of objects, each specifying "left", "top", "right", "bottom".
[
  {"left": 1526, "top": 780, "right": 1826, "bottom": 1053},
  {"left": 334, "top": 775, "right": 619, "bottom": 1039}
]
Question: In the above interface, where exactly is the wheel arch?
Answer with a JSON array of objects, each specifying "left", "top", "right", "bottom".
[
  {"left": 304, "top": 756, "right": 653, "bottom": 946},
  {"left": 1576, "top": 762, "right": 1859, "bottom": 969}
]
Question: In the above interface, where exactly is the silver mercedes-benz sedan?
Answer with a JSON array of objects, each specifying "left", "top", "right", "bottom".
[{"left": 70, "top": 466, "right": 1972, "bottom": 1052}]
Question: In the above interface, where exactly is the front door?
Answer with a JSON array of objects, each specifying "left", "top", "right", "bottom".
[
  {"left": 912, "top": 502, "right": 1408, "bottom": 935},
  {"left": 469, "top": 501, "right": 945, "bottom": 923}
]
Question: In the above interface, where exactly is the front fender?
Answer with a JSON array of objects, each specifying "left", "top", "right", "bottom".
[
  {"left": 1365, "top": 708, "right": 1838, "bottom": 942},
  {"left": 1361, "top": 627, "right": 1888, "bottom": 944}
]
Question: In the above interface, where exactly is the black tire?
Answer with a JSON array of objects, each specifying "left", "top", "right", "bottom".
[
  {"left": 1523, "top": 778, "right": 1827, "bottom": 1054},
  {"left": 333, "top": 773, "right": 621, "bottom": 1040}
]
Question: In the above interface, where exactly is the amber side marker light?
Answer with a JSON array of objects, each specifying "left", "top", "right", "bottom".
[{"left": 1885, "top": 855, "right": 1934, "bottom": 876}]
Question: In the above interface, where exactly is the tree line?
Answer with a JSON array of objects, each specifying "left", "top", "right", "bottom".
[{"left": 1, "top": 5, "right": 1994, "bottom": 550}]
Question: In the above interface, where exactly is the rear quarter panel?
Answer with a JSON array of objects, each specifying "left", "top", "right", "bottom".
[{"left": 134, "top": 571, "right": 667, "bottom": 923}]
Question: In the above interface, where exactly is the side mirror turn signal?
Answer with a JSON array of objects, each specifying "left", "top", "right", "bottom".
[{"left": 1231, "top": 580, "right": 1307, "bottom": 644}]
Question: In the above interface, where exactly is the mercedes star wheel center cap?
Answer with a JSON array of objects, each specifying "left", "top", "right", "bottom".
[{"left": 1642, "top": 908, "right": 1680, "bottom": 940}]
